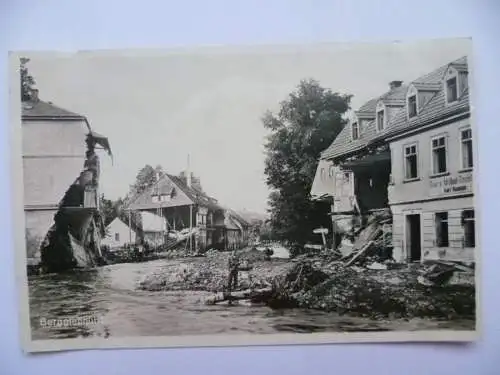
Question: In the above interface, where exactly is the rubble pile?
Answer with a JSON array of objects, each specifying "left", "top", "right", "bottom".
[
  {"left": 139, "top": 248, "right": 292, "bottom": 293},
  {"left": 139, "top": 239, "right": 475, "bottom": 321},
  {"left": 268, "top": 257, "right": 475, "bottom": 320}
]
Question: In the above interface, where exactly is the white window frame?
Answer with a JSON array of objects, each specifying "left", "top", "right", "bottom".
[
  {"left": 430, "top": 134, "right": 449, "bottom": 176},
  {"left": 328, "top": 164, "right": 335, "bottom": 178},
  {"left": 403, "top": 142, "right": 419, "bottom": 181},
  {"left": 406, "top": 84, "right": 419, "bottom": 119},
  {"left": 444, "top": 67, "right": 459, "bottom": 105},
  {"left": 115, "top": 232, "right": 120, "bottom": 242},
  {"left": 376, "top": 109, "right": 385, "bottom": 132},
  {"left": 459, "top": 126, "right": 473, "bottom": 170},
  {"left": 408, "top": 94, "right": 418, "bottom": 118},
  {"left": 351, "top": 121, "right": 360, "bottom": 140}
]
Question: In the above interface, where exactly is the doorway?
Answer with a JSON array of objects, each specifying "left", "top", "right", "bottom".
[{"left": 406, "top": 214, "right": 421, "bottom": 262}]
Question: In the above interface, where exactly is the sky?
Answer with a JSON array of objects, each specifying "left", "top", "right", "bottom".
[{"left": 26, "top": 39, "right": 471, "bottom": 214}]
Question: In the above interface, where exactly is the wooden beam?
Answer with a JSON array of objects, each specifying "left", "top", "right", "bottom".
[
  {"left": 128, "top": 210, "right": 132, "bottom": 244},
  {"left": 189, "top": 204, "right": 193, "bottom": 253},
  {"left": 204, "top": 288, "right": 272, "bottom": 305},
  {"left": 345, "top": 240, "right": 374, "bottom": 266}
]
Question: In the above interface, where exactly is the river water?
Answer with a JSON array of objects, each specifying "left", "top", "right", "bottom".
[{"left": 28, "top": 258, "right": 472, "bottom": 341}]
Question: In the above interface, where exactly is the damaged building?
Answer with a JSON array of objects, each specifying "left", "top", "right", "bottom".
[
  {"left": 126, "top": 171, "right": 250, "bottom": 252},
  {"left": 22, "top": 90, "right": 112, "bottom": 272},
  {"left": 311, "top": 56, "right": 475, "bottom": 264}
]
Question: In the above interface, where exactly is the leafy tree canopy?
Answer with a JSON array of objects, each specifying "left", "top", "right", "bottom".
[
  {"left": 262, "top": 79, "right": 351, "bottom": 255},
  {"left": 128, "top": 164, "right": 165, "bottom": 199},
  {"left": 20, "top": 57, "right": 36, "bottom": 102}
]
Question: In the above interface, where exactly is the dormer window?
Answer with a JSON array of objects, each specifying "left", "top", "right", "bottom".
[
  {"left": 446, "top": 76, "right": 458, "bottom": 103},
  {"left": 376, "top": 109, "right": 385, "bottom": 132},
  {"left": 408, "top": 95, "right": 417, "bottom": 118},
  {"left": 405, "top": 84, "right": 419, "bottom": 119},
  {"left": 351, "top": 122, "right": 359, "bottom": 140},
  {"left": 444, "top": 66, "right": 460, "bottom": 104}
]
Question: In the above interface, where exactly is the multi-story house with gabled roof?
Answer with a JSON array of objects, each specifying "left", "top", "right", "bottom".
[
  {"left": 312, "top": 56, "right": 475, "bottom": 264},
  {"left": 377, "top": 56, "right": 474, "bottom": 263},
  {"left": 126, "top": 171, "right": 249, "bottom": 252}
]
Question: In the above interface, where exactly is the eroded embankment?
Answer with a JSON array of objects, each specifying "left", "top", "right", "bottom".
[{"left": 139, "top": 249, "right": 475, "bottom": 321}]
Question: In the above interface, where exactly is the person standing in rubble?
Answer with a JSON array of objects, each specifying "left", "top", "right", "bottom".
[{"left": 227, "top": 250, "right": 240, "bottom": 293}]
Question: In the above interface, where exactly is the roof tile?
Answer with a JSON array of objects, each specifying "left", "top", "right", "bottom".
[
  {"left": 321, "top": 56, "right": 470, "bottom": 160},
  {"left": 22, "top": 100, "right": 84, "bottom": 120}
]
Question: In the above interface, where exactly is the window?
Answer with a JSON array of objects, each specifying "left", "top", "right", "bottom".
[
  {"left": 432, "top": 136, "right": 447, "bottom": 174},
  {"left": 462, "top": 210, "right": 475, "bottom": 248},
  {"left": 408, "top": 95, "right": 417, "bottom": 118},
  {"left": 376, "top": 110, "right": 385, "bottom": 131},
  {"left": 461, "top": 128, "right": 473, "bottom": 169},
  {"left": 115, "top": 233, "right": 120, "bottom": 241},
  {"left": 320, "top": 168, "right": 326, "bottom": 181},
  {"left": 351, "top": 122, "right": 359, "bottom": 140},
  {"left": 328, "top": 165, "right": 335, "bottom": 178},
  {"left": 343, "top": 172, "right": 350, "bottom": 183},
  {"left": 404, "top": 144, "right": 418, "bottom": 179},
  {"left": 435, "top": 212, "right": 449, "bottom": 247},
  {"left": 446, "top": 76, "right": 458, "bottom": 103}
]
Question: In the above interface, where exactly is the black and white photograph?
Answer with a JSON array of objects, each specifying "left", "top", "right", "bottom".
[{"left": 9, "top": 38, "right": 478, "bottom": 352}]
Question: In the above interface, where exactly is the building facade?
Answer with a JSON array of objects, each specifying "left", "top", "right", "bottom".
[
  {"left": 312, "top": 56, "right": 475, "bottom": 264},
  {"left": 102, "top": 217, "right": 137, "bottom": 250},
  {"left": 382, "top": 58, "right": 474, "bottom": 263},
  {"left": 127, "top": 171, "right": 249, "bottom": 252},
  {"left": 22, "top": 93, "right": 90, "bottom": 260}
]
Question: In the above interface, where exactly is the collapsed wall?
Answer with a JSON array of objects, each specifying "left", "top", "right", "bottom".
[
  {"left": 39, "top": 133, "right": 109, "bottom": 274},
  {"left": 334, "top": 209, "right": 393, "bottom": 262}
]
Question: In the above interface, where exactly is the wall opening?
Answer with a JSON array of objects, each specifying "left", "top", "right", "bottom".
[
  {"left": 435, "top": 211, "right": 449, "bottom": 247},
  {"left": 406, "top": 214, "right": 421, "bottom": 262}
]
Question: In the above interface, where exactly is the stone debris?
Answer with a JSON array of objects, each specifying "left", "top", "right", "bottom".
[
  {"left": 139, "top": 248, "right": 292, "bottom": 293},
  {"left": 275, "top": 258, "right": 475, "bottom": 320},
  {"left": 366, "top": 262, "right": 387, "bottom": 270},
  {"left": 139, "top": 242, "right": 475, "bottom": 321}
]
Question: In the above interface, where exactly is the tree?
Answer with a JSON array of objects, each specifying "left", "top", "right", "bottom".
[
  {"left": 20, "top": 57, "right": 36, "bottom": 102},
  {"left": 128, "top": 165, "right": 159, "bottom": 199},
  {"left": 99, "top": 195, "right": 124, "bottom": 226},
  {"left": 262, "top": 79, "right": 351, "bottom": 256}
]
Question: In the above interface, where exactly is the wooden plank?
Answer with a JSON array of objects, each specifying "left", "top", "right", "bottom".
[
  {"left": 345, "top": 240, "right": 374, "bottom": 266},
  {"left": 205, "top": 288, "right": 272, "bottom": 305}
]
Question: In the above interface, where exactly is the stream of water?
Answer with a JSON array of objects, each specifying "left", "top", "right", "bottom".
[{"left": 28, "top": 258, "right": 472, "bottom": 341}]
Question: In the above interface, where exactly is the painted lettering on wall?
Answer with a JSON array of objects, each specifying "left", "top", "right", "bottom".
[{"left": 429, "top": 172, "right": 473, "bottom": 197}]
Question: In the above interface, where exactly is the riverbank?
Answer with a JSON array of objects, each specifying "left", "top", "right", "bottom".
[{"left": 139, "top": 247, "right": 475, "bottom": 323}]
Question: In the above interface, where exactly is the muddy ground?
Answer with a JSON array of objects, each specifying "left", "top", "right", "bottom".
[{"left": 139, "top": 248, "right": 476, "bottom": 322}]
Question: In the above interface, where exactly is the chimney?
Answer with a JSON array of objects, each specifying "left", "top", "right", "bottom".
[
  {"left": 31, "top": 89, "right": 39, "bottom": 102},
  {"left": 389, "top": 81, "right": 403, "bottom": 90},
  {"left": 186, "top": 154, "right": 192, "bottom": 188}
]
